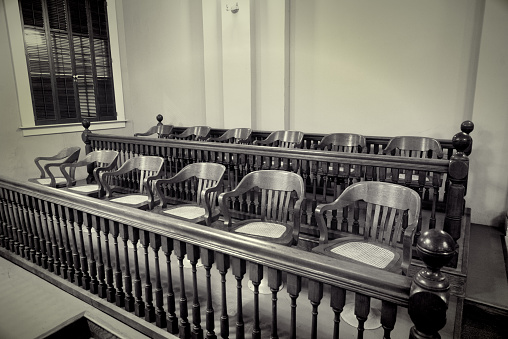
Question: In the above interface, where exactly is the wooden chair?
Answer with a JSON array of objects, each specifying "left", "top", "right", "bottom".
[
  {"left": 168, "top": 126, "right": 211, "bottom": 141},
  {"left": 218, "top": 170, "right": 305, "bottom": 246},
  {"left": 207, "top": 128, "right": 252, "bottom": 144},
  {"left": 254, "top": 130, "right": 304, "bottom": 148},
  {"left": 313, "top": 181, "right": 421, "bottom": 275},
  {"left": 315, "top": 133, "right": 367, "bottom": 153},
  {"left": 134, "top": 124, "right": 174, "bottom": 138},
  {"left": 60, "top": 150, "right": 119, "bottom": 197},
  {"left": 383, "top": 136, "right": 443, "bottom": 159},
  {"left": 28, "top": 147, "right": 81, "bottom": 188},
  {"left": 153, "top": 163, "right": 226, "bottom": 226},
  {"left": 99, "top": 156, "right": 164, "bottom": 210}
]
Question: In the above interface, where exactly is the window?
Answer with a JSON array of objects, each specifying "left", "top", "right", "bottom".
[{"left": 20, "top": 0, "right": 116, "bottom": 125}]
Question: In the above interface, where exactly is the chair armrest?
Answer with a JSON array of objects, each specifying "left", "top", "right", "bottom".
[
  {"left": 134, "top": 126, "right": 157, "bottom": 137},
  {"left": 44, "top": 162, "right": 69, "bottom": 187},
  {"left": 201, "top": 185, "right": 222, "bottom": 225},
  {"left": 291, "top": 198, "right": 305, "bottom": 245},
  {"left": 144, "top": 173, "right": 162, "bottom": 210},
  {"left": 401, "top": 223, "right": 417, "bottom": 276}
]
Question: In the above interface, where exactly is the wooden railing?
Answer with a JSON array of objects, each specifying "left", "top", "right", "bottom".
[{"left": 0, "top": 176, "right": 456, "bottom": 338}]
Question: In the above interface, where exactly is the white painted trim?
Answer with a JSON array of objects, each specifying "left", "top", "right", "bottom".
[{"left": 4, "top": 0, "right": 125, "bottom": 136}]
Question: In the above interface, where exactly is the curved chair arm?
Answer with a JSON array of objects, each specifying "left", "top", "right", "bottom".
[
  {"left": 59, "top": 159, "right": 93, "bottom": 187},
  {"left": 134, "top": 126, "right": 158, "bottom": 137},
  {"left": 218, "top": 184, "right": 254, "bottom": 228},
  {"left": 401, "top": 220, "right": 417, "bottom": 276},
  {"left": 201, "top": 184, "right": 223, "bottom": 225},
  {"left": 154, "top": 171, "right": 198, "bottom": 208},
  {"left": 315, "top": 198, "right": 351, "bottom": 244},
  {"left": 291, "top": 197, "right": 304, "bottom": 246},
  {"left": 99, "top": 164, "right": 137, "bottom": 197},
  {"left": 43, "top": 162, "right": 68, "bottom": 188},
  {"left": 34, "top": 147, "right": 81, "bottom": 179},
  {"left": 144, "top": 173, "right": 163, "bottom": 210}
]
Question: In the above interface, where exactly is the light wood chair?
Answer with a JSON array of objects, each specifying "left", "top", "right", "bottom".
[
  {"left": 383, "top": 136, "right": 443, "bottom": 159},
  {"left": 60, "top": 150, "right": 119, "bottom": 197},
  {"left": 28, "top": 147, "right": 81, "bottom": 188},
  {"left": 153, "top": 163, "right": 226, "bottom": 226},
  {"left": 254, "top": 130, "right": 304, "bottom": 148},
  {"left": 313, "top": 181, "right": 421, "bottom": 275},
  {"left": 168, "top": 126, "right": 211, "bottom": 141},
  {"left": 134, "top": 124, "right": 173, "bottom": 138},
  {"left": 207, "top": 128, "right": 252, "bottom": 144},
  {"left": 99, "top": 156, "right": 164, "bottom": 210},
  {"left": 218, "top": 170, "right": 305, "bottom": 246}
]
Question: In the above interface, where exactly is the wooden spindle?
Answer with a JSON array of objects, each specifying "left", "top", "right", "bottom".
[
  {"left": 330, "top": 286, "right": 346, "bottom": 339},
  {"left": 8, "top": 191, "right": 20, "bottom": 255},
  {"left": 216, "top": 252, "right": 230, "bottom": 339},
  {"left": 140, "top": 230, "right": 155, "bottom": 322},
  {"left": 94, "top": 217, "right": 107, "bottom": 298},
  {"left": 18, "top": 193, "right": 31, "bottom": 260},
  {"left": 65, "top": 206, "right": 82, "bottom": 285},
  {"left": 120, "top": 224, "right": 134, "bottom": 312},
  {"left": 308, "top": 280, "right": 323, "bottom": 339},
  {"left": 174, "top": 240, "right": 190, "bottom": 338},
  {"left": 111, "top": 221, "right": 125, "bottom": 307},
  {"left": 85, "top": 213, "right": 98, "bottom": 293},
  {"left": 409, "top": 229, "right": 455, "bottom": 339},
  {"left": 26, "top": 196, "right": 40, "bottom": 264},
  {"left": 13, "top": 192, "right": 25, "bottom": 257},
  {"left": 187, "top": 243, "right": 203, "bottom": 339},
  {"left": 46, "top": 202, "right": 61, "bottom": 275},
  {"left": 149, "top": 233, "right": 166, "bottom": 328},
  {"left": 232, "top": 257, "right": 246, "bottom": 339},
  {"left": 129, "top": 226, "right": 145, "bottom": 317},
  {"left": 268, "top": 267, "right": 282, "bottom": 339},
  {"left": 201, "top": 248, "right": 216, "bottom": 339},
  {"left": 250, "top": 263, "right": 263, "bottom": 339},
  {"left": 354, "top": 293, "right": 371, "bottom": 339},
  {"left": 287, "top": 274, "right": 301, "bottom": 339},
  {"left": 51, "top": 203, "right": 67, "bottom": 278},
  {"left": 161, "top": 236, "right": 178, "bottom": 334},
  {"left": 381, "top": 301, "right": 397, "bottom": 339},
  {"left": 58, "top": 205, "right": 74, "bottom": 282},
  {"left": 102, "top": 220, "right": 115, "bottom": 303},
  {"left": 74, "top": 209, "right": 90, "bottom": 289}
]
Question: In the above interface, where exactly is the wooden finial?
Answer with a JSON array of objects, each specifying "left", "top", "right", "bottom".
[
  {"left": 156, "top": 114, "right": 163, "bottom": 124},
  {"left": 460, "top": 120, "right": 474, "bottom": 135},
  {"left": 451, "top": 132, "right": 471, "bottom": 154}
]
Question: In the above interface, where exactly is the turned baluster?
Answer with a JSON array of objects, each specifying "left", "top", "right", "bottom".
[
  {"left": 120, "top": 224, "right": 134, "bottom": 311},
  {"left": 26, "top": 196, "right": 40, "bottom": 264},
  {"left": 187, "top": 243, "right": 203, "bottom": 338},
  {"left": 174, "top": 240, "right": 190, "bottom": 338},
  {"left": 232, "top": 257, "right": 246, "bottom": 339},
  {"left": 381, "top": 301, "right": 397, "bottom": 339},
  {"left": 84, "top": 213, "right": 98, "bottom": 293},
  {"left": 140, "top": 230, "right": 155, "bottom": 322},
  {"left": 17, "top": 193, "right": 31, "bottom": 259},
  {"left": 58, "top": 205, "right": 74, "bottom": 282},
  {"left": 50, "top": 203, "right": 67, "bottom": 279},
  {"left": 354, "top": 293, "right": 371, "bottom": 339},
  {"left": 46, "top": 202, "right": 61, "bottom": 275},
  {"left": 3, "top": 189, "right": 15, "bottom": 252},
  {"left": 74, "top": 209, "right": 89, "bottom": 289},
  {"left": 409, "top": 229, "right": 455, "bottom": 339},
  {"left": 330, "top": 286, "right": 346, "bottom": 339},
  {"left": 150, "top": 232, "right": 165, "bottom": 328},
  {"left": 65, "top": 206, "right": 82, "bottom": 285},
  {"left": 287, "top": 274, "right": 301, "bottom": 339},
  {"left": 8, "top": 191, "right": 20, "bottom": 255},
  {"left": 111, "top": 221, "right": 124, "bottom": 307},
  {"left": 216, "top": 252, "right": 230, "bottom": 339},
  {"left": 308, "top": 280, "right": 323, "bottom": 339},
  {"left": 93, "top": 217, "right": 107, "bottom": 298},
  {"left": 161, "top": 237, "right": 178, "bottom": 334},
  {"left": 250, "top": 263, "right": 263, "bottom": 339},
  {"left": 0, "top": 188, "right": 9, "bottom": 249},
  {"left": 102, "top": 220, "right": 115, "bottom": 303},
  {"left": 39, "top": 200, "right": 52, "bottom": 271},
  {"left": 268, "top": 267, "right": 282, "bottom": 339},
  {"left": 201, "top": 248, "right": 216, "bottom": 339},
  {"left": 129, "top": 227, "right": 145, "bottom": 317}
]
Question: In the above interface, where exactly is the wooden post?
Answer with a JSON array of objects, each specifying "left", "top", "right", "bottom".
[{"left": 409, "top": 229, "right": 456, "bottom": 339}]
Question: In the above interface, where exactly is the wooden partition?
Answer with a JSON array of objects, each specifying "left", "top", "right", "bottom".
[{"left": 0, "top": 176, "right": 455, "bottom": 338}]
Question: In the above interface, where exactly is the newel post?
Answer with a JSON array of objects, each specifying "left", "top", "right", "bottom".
[
  {"left": 409, "top": 229, "right": 456, "bottom": 339},
  {"left": 444, "top": 131, "right": 471, "bottom": 247},
  {"left": 81, "top": 119, "right": 94, "bottom": 183}
]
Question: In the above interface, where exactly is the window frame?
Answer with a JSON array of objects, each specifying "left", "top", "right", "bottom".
[{"left": 5, "top": 0, "right": 126, "bottom": 136}]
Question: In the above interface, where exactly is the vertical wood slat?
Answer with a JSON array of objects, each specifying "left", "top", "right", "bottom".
[
  {"left": 66, "top": 206, "right": 82, "bottom": 285},
  {"left": 58, "top": 204, "right": 73, "bottom": 282},
  {"left": 84, "top": 213, "right": 98, "bottom": 293},
  {"left": 129, "top": 226, "right": 145, "bottom": 317},
  {"left": 268, "top": 267, "right": 282, "bottom": 339},
  {"left": 103, "top": 220, "right": 116, "bottom": 303},
  {"left": 330, "top": 286, "right": 346, "bottom": 339},
  {"left": 140, "top": 230, "right": 155, "bottom": 322},
  {"left": 120, "top": 224, "right": 134, "bottom": 312},
  {"left": 94, "top": 216, "right": 107, "bottom": 297},
  {"left": 355, "top": 293, "right": 371, "bottom": 339},
  {"left": 111, "top": 221, "right": 125, "bottom": 307},
  {"left": 381, "top": 300, "right": 397, "bottom": 339},
  {"left": 150, "top": 233, "right": 166, "bottom": 328}
]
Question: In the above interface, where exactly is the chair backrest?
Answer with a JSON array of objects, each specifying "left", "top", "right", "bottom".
[
  {"left": 60, "top": 150, "right": 119, "bottom": 187},
  {"left": 208, "top": 128, "right": 252, "bottom": 144},
  {"left": 83, "top": 150, "right": 119, "bottom": 167},
  {"left": 172, "top": 126, "right": 211, "bottom": 141},
  {"left": 254, "top": 130, "right": 304, "bottom": 148},
  {"left": 219, "top": 170, "right": 305, "bottom": 243},
  {"left": 34, "top": 146, "right": 81, "bottom": 179},
  {"left": 134, "top": 124, "right": 174, "bottom": 138},
  {"left": 316, "top": 133, "right": 367, "bottom": 153},
  {"left": 383, "top": 136, "right": 443, "bottom": 159},
  {"left": 156, "top": 162, "right": 226, "bottom": 207},
  {"left": 115, "top": 156, "right": 164, "bottom": 194},
  {"left": 316, "top": 181, "right": 421, "bottom": 247}
]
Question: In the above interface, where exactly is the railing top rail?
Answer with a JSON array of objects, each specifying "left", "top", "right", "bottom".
[
  {"left": 88, "top": 133, "right": 450, "bottom": 172},
  {"left": 1, "top": 175, "right": 412, "bottom": 305}
]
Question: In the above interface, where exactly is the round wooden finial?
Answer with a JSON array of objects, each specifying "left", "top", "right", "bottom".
[
  {"left": 82, "top": 119, "right": 91, "bottom": 130},
  {"left": 156, "top": 114, "right": 163, "bottom": 123},
  {"left": 452, "top": 132, "right": 471, "bottom": 153},
  {"left": 460, "top": 120, "right": 474, "bottom": 134},
  {"left": 416, "top": 229, "right": 455, "bottom": 271}
]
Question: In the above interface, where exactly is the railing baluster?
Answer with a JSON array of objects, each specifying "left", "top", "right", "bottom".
[
  {"left": 94, "top": 217, "right": 107, "bottom": 298},
  {"left": 187, "top": 243, "right": 203, "bottom": 339},
  {"left": 232, "top": 257, "right": 246, "bottom": 339},
  {"left": 202, "top": 248, "right": 216, "bottom": 339},
  {"left": 268, "top": 267, "right": 282, "bottom": 339},
  {"left": 249, "top": 263, "right": 262, "bottom": 339},
  {"left": 111, "top": 221, "right": 124, "bottom": 306},
  {"left": 174, "top": 240, "right": 190, "bottom": 338},
  {"left": 216, "top": 252, "right": 230, "bottom": 339},
  {"left": 287, "top": 274, "right": 301, "bottom": 339},
  {"left": 18, "top": 193, "right": 31, "bottom": 259},
  {"left": 74, "top": 209, "right": 89, "bottom": 289},
  {"left": 13, "top": 192, "right": 25, "bottom": 257},
  {"left": 103, "top": 220, "right": 116, "bottom": 302},
  {"left": 7, "top": 191, "right": 19, "bottom": 254},
  {"left": 330, "top": 286, "right": 346, "bottom": 339},
  {"left": 40, "top": 201, "right": 53, "bottom": 272},
  {"left": 85, "top": 213, "right": 98, "bottom": 292},
  {"left": 381, "top": 300, "right": 397, "bottom": 339},
  {"left": 139, "top": 230, "right": 155, "bottom": 322},
  {"left": 129, "top": 226, "right": 145, "bottom": 317},
  {"left": 150, "top": 233, "right": 166, "bottom": 328},
  {"left": 58, "top": 205, "right": 74, "bottom": 282},
  {"left": 120, "top": 224, "right": 134, "bottom": 311},
  {"left": 26, "top": 196, "right": 40, "bottom": 264},
  {"left": 47, "top": 202, "right": 61, "bottom": 275},
  {"left": 0, "top": 188, "right": 8, "bottom": 249},
  {"left": 161, "top": 237, "right": 179, "bottom": 334},
  {"left": 354, "top": 293, "right": 371, "bottom": 339},
  {"left": 66, "top": 206, "right": 82, "bottom": 285},
  {"left": 308, "top": 280, "right": 323, "bottom": 339}
]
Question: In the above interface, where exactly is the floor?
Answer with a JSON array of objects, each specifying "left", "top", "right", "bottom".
[{"left": 0, "top": 224, "right": 506, "bottom": 339}]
